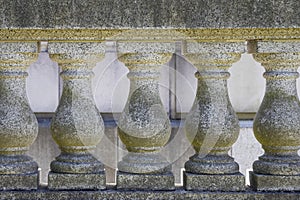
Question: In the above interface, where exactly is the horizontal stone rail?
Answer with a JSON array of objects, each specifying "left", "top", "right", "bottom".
[{"left": 0, "top": 1, "right": 300, "bottom": 199}]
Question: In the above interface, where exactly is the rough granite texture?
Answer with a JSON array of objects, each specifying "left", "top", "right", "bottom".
[
  {"left": 48, "top": 172, "right": 106, "bottom": 190},
  {"left": 0, "top": 188, "right": 299, "bottom": 200},
  {"left": 114, "top": 42, "right": 177, "bottom": 190},
  {"left": 250, "top": 171, "right": 300, "bottom": 192},
  {"left": 117, "top": 172, "right": 175, "bottom": 191},
  {"left": 250, "top": 41, "right": 300, "bottom": 191},
  {"left": 182, "top": 42, "right": 245, "bottom": 191},
  {"left": 117, "top": 46, "right": 173, "bottom": 177},
  {"left": 0, "top": 0, "right": 299, "bottom": 28},
  {"left": 47, "top": 42, "right": 106, "bottom": 189},
  {"left": 0, "top": 173, "right": 38, "bottom": 191},
  {"left": 0, "top": 2, "right": 299, "bottom": 197},
  {"left": 184, "top": 172, "right": 245, "bottom": 192},
  {"left": 0, "top": 42, "right": 39, "bottom": 190}
]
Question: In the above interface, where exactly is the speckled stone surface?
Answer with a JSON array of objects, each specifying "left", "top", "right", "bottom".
[
  {"left": 183, "top": 42, "right": 245, "bottom": 191},
  {"left": 0, "top": 42, "right": 39, "bottom": 190},
  {"left": 184, "top": 172, "right": 245, "bottom": 192},
  {"left": 48, "top": 172, "right": 106, "bottom": 190},
  {"left": 117, "top": 172, "right": 175, "bottom": 191},
  {"left": 250, "top": 171, "right": 300, "bottom": 192},
  {"left": 47, "top": 42, "right": 106, "bottom": 189},
  {"left": 0, "top": 0, "right": 299, "bottom": 28},
  {"left": 0, "top": 188, "right": 300, "bottom": 200},
  {"left": 250, "top": 41, "right": 300, "bottom": 191},
  {"left": 0, "top": 173, "right": 38, "bottom": 191},
  {"left": 116, "top": 42, "right": 175, "bottom": 189}
]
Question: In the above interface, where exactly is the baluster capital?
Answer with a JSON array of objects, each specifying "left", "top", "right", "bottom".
[
  {"left": 184, "top": 41, "right": 245, "bottom": 54},
  {"left": 252, "top": 41, "right": 300, "bottom": 73},
  {"left": 117, "top": 42, "right": 175, "bottom": 73},
  {"left": 0, "top": 42, "right": 38, "bottom": 78},
  {"left": 48, "top": 42, "right": 105, "bottom": 79},
  {"left": 184, "top": 42, "right": 244, "bottom": 77}
]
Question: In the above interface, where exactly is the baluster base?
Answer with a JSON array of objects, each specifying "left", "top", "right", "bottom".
[
  {"left": 0, "top": 172, "right": 38, "bottom": 190},
  {"left": 184, "top": 171, "right": 245, "bottom": 191},
  {"left": 48, "top": 171, "right": 106, "bottom": 190},
  {"left": 118, "top": 152, "right": 171, "bottom": 174},
  {"left": 117, "top": 171, "right": 175, "bottom": 191},
  {"left": 249, "top": 171, "right": 300, "bottom": 191}
]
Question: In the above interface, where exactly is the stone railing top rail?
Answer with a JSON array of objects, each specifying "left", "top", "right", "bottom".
[
  {"left": 0, "top": 0, "right": 300, "bottom": 42},
  {"left": 1, "top": 0, "right": 300, "bottom": 29}
]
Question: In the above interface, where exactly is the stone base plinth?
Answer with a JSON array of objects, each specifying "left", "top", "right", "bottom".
[
  {"left": 1, "top": 188, "right": 300, "bottom": 199},
  {"left": 0, "top": 172, "right": 38, "bottom": 191},
  {"left": 48, "top": 172, "right": 106, "bottom": 190},
  {"left": 117, "top": 171, "right": 175, "bottom": 191},
  {"left": 184, "top": 171, "right": 245, "bottom": 191},
  {"left": 250, "top": 171, "right": 300, "bottom": 191}
]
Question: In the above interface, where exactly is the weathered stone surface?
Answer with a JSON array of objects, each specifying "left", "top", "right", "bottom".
[
  {"left": 250, "top": 41, "right": 300, "bottom": 191},
  {"left": 0, "top": 173, "right": 38, "bottom": 191},
  {"left": 250, "top": 171, "right": 300, "bottom": 191},
  {"left": 0, "top": 0, "right": 299, "bottom": 28},
  {"left": 0, "top": 42, "right": 39, "bottom": 190},
  {"left": 118, "top": 152, "right": 171, "bottom": 174},
  {"left": 47, "top": 42, "right": 106, "bottom": 189},
  {"left": 116, "top": 42, "right": 175, "bottom": 189},
  {"left": 117, "top": 172, "right": 175, "bottom": 191},
  {"left": 0, "top": 188, "right": 300, "bottom": 200},
  {"left": 1, "top": 29, "right": 300, "bottom": 42},
  {"left": 48, "top": 172, "right": 106, "bottom": 190},
  {"left": 183, "top": 42, "right": 245, "bottom": 191},
  {"left": 184, "top": 172, "right": 245, "bottom": 192},
  {"left": 117, "top": 47, "right": 172, "bottom": 171}
]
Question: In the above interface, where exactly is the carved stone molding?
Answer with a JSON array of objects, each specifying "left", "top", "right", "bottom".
[{"left": 0, "top": 28, "right": 300, "bottom": 42}]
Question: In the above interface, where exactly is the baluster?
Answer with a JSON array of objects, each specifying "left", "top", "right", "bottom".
[
  {"left": 249, "top": 41, "right": 300, "bottom": 191},
  {"left": 116, "top": 42, "right": 175, "bottom": 190},
  {"left": 183, "top": 42, "right": 245, "bottom": 191},
  {"left": 0, "top": 42, "right": 39, "bottom": 190},
  {"left": 47, "top": 42, "right": 106, "bottom": 190}
]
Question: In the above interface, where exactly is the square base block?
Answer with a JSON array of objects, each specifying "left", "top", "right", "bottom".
[
  {"left": 184, "top": 171, "right": 245, "bottom": 191},
  {"left": 117, "top": 172, "right": 175, "bottom": 191},
  {"left": 250, "top": 171, "right": 300, "bottom": 191},
  {"left": 48, "top": 172, "right": 106, "bottom": 190},
  {"left": 0, "top": 172, "right": 38, "bottom": 191}
]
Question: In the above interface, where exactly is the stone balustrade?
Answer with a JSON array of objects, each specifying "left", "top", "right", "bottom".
[
  {"left": 0, "top": 37, "right": 299, "bottom": 199},
  {"left": 0, "top": 1, "right": 300, "bottom": 198}
]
